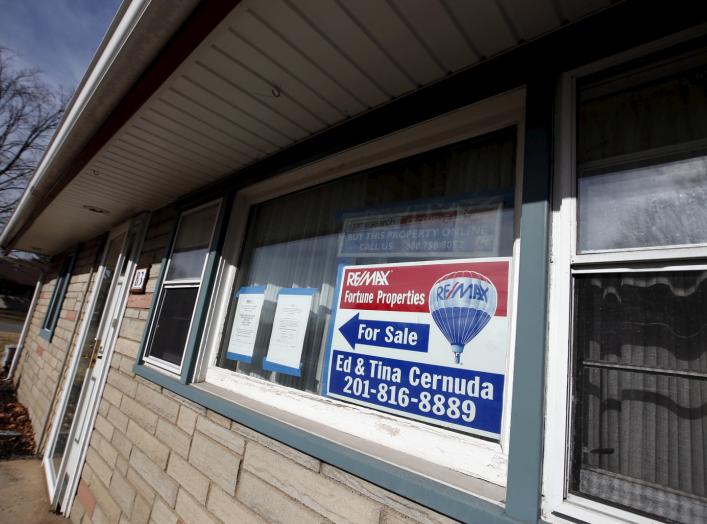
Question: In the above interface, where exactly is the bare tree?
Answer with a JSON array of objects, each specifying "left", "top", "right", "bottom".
[{"left": 0, "top": 47, "right": 66, "bottom": 230}]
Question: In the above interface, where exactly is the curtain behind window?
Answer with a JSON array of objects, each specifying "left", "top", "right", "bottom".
[
  {"left": 572, "top": 273, "right": 707, "bottom": 522},
  {"left": 217, "top": 128, "right": 517, "bottom": 393}
]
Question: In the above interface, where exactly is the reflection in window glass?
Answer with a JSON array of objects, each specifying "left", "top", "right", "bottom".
[
  {"left": 577, "top": 53, "right": 707, "bottom": 252},
  {"left": 578, "top": 156, "right": 707, "bottom": 251},
  {"left": 167, "top": 204, "right": 219, "bottom": 280},
  {"left": 217, "top": 128, "right": 517, "bottom": 394},
  {"left": 572, "top": 272, "right": 707, "bottom": 522}
]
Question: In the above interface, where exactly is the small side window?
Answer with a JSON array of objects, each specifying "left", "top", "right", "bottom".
[
  {"left": 143, "top": 201, "right": 220, "bottom": 373},
  {"left": 41, "top": 249, "right": 77, "bottom": 341}
]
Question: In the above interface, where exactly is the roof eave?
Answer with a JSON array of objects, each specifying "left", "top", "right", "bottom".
[{"left": 0, "top": 0, "right": 206, "bottom": 253}]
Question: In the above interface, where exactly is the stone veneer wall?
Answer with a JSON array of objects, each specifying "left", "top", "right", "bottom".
[
  {"left": 22, "top": 207, "right": 457, "bottom": 524},
  {"left": 16, "top": 238, "right": 103, "bottom": 450}
]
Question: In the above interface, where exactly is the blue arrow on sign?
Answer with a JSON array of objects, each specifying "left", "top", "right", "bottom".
[{"left": 339, "top": 313, "right": 429, "bottom": 352}]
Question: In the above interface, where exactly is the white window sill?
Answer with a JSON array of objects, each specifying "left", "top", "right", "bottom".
[
  {"left": 142, "top": 356, "right": 181, "bottom": 376},
  {"left": 546, "top": 496, "right": 670, "bottom": 524},
  {"left": 199, "top": 368, "right": 507, "bottom": 504}
]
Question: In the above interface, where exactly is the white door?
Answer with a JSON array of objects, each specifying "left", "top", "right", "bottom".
[{"left": 43, "top": 215, "right": 147, "bottom": 514}]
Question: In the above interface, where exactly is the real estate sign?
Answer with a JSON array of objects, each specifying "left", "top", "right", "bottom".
[{"left": 324, "top": 258, "right": 511, "bottom": 439}]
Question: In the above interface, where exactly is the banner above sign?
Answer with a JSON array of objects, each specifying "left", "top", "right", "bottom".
[
  {"left": 339, "top": 193, "right": 511, "bottom": 258},
  {"left": 324, "top": 258, "right": 511, "bottom": 439}
]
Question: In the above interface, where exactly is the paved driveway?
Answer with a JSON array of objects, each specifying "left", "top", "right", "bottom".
[{"left": 0, "top": 458, "right": 67, "bottom": 523}]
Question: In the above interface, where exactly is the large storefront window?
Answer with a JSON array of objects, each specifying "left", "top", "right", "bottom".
[
  {"left": 552, "top": 42, "right": 707, "bottom": 523},
  {"left": 217, "top": 129, "right": 515, "bottom": 381},
  {"left": 213, "top": 128, "right": 516, "bottom": 440}
]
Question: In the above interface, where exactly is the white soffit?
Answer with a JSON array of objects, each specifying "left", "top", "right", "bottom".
[{"left": 19, "top": 0, "right": 610, "bottom": 254}]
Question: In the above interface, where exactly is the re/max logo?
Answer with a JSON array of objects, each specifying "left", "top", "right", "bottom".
[
  {"left": 435, "top": 281, "right": 489, "bottom": 302},
  {"left": 346, "top": 270, "right": 391, "bottom": 286}
]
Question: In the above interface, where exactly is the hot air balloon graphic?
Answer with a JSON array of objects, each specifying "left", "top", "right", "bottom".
[{"left": 429, "top": 271, "right": 497, "bottom": 364}]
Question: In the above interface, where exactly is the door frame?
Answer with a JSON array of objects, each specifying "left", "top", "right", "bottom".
[{"left": 42, "top": 213, "right": 149, "bottom": 514}]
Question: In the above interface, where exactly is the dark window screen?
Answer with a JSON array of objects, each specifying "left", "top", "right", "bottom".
[
  {"left": 146, "top": 287, "right": 199, "bottom": 366},
  {"left": 571, "top": 271, "right": 707, "bottom": 522}
]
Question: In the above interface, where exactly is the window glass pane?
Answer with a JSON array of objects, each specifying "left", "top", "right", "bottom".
[
  {"left": 145, "top": 287, "right": 199, "bottom": 366},
  {"left": 217, "top": 128, "right": 516, "bottom": 394},
  {"left": 577, "top": 51, "right": 707, "bottom": 252},
  {"left": 166, "top": 204, "right": 219, "bottom": 280},
  {"left": 572, "top": 272, "right": 707, "bottom": 522}
]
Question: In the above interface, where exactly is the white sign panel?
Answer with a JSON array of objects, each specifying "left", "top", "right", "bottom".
[
  {"left": 263, "top": 288, "right": 316, "bottom": 377},
  {"left": 226, "top": 286, "right": 266, "bottom": 363}
]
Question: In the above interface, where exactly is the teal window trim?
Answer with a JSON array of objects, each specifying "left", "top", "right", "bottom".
[
  {"left": 504, "top": 76, "right": 553, "bottom": 523},
  {"left": 137, "top": 196, "right": 229, "bottom": 381},
  {"left": 179, "top": 193, "right": 233, "bottom": 384},
  {"left": 40, "top": 247, "right": 78, "bottom": 342}
]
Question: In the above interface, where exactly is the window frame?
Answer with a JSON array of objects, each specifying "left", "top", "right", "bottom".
[
  {"left": 142, "top": 199, "right": 222, "bottom": 376},
  {"left": 542, "top": 27, "right": 707, "bottom": 524},
  {"left": 40, "top": 247, "right": 78, "bottom": 341},
  {"left": 190, "top": 89, "right": 527, "bottom": 492}
]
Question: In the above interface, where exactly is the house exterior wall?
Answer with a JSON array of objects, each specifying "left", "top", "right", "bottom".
[
  {"left": 66, "top": 206, "right": 456, "bottom": 524},
  {"left": 15, "top": 238, "right": 103, "bottom": 450},
  {"left": 9, "top": 6, "right": 705, "bottom": 524}
]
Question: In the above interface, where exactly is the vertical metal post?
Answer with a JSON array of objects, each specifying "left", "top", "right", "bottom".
[{"left": 504, "top": 76, "right": 554, "bottom": 523}]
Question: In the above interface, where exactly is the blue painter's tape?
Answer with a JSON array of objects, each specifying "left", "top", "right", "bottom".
[
  {"left": 225, "top": 352, "right": 252, "bottom": 364},
  {"left": 278, "top": 287, "right": 317, "bottom": 296},
  {"left": 321, "top": 263, "right": 345, "bottom": 396},
  {"left": 262, "top": 359, "right": 302, "bottom": 377},
  {"left": 236, "top": 285, "right": 266, "bottom": 297}
]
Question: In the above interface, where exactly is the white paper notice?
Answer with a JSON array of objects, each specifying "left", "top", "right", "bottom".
[
  {"left": 226, "top": 286, "right": 266, "bottom": 363},
  {"left": 263, "top": 288, "right": 315, "bottom": 376}
]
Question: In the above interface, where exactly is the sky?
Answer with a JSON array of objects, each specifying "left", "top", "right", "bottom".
[{"left": 0, "top": 0, "right": 122, "bottom": 92}]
